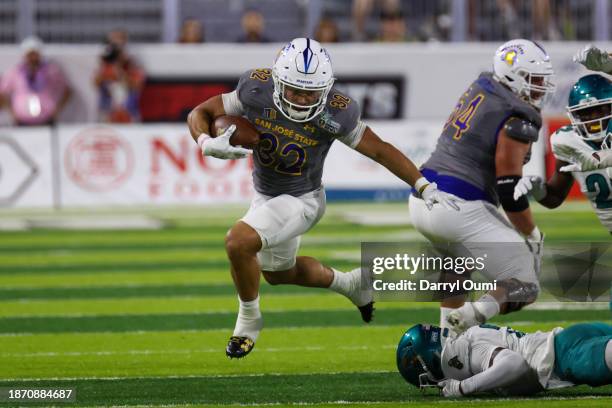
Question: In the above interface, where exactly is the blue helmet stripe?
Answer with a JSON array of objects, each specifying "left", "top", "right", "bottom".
[
  {"left": 303, "top": 38, "right": 314, "bottom": 73},
  {"left": 532, "top": 40, "right": 548, "bottom": 57}
]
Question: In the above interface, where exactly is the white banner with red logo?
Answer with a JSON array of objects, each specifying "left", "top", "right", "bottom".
[
  {"left": 58, "top": 125, "right": 254, "bottom": 206},
  {"left": 0, "top": 122, "right": 546, "bottom": 208}
]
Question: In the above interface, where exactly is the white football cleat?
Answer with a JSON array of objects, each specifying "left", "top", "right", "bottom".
[{"left": 345, "top": 268, "right": 375, "bottom": 323}]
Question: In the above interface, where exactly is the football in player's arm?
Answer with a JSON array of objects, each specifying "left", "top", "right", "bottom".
[
  {"left": 397, "top": 322, "right": 612, "bottom": 397},
  {"left": 187, "top": 38, "right": 459, "bottom": 359},
  {"left": 514, "top": 74, "right": 612, "bottom": 233}
]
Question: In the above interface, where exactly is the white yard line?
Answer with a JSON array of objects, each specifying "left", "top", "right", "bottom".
[
  {"left": 0, "top": 370, "right": 396, "bottom": 382},
  {"left": 0, "top": 344, "right": 397, "bottom": 358}
]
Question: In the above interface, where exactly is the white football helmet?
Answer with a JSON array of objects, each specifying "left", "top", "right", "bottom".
[
  {"left": 493, "top": 39, "right": 555, "bottom": 109},
  {"left": 272, "top": 38, "right": 334, "bottom": 122}
]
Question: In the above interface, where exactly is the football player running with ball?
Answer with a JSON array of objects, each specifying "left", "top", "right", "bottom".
[
  {"left": 513, "top": 74, "right": 612, "bottom": 233},
  {"left": 409, "top": 39, "right": 555, "bottom": 335},
  {"left": 187, "top": 38, "right": 459, "bottom": 358},
  {"left": 397, "top": 322, "right": 612, "bottom": 397}
]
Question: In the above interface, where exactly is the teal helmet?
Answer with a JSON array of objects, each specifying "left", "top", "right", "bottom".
[
  {"left": 567, "top": 74, "right": 612, "bottom": 141},
  {"left": 396, "top": 324, "right": 445, "bottom": 388}
]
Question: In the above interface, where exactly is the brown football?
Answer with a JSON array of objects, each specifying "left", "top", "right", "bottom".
[{"left": 212, "top": 115, "right": 260, "bottom": 149}]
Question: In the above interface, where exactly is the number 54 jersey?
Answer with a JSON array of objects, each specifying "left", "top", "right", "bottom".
[
  {"left": 422, "top": 72, "right": 542, "bottom": 206},
  {"left": 222, "top": 68, "right": 366, "bottom": 197},
  {"left": 551, "top": 126, "right": 612, "bottom": 232}
]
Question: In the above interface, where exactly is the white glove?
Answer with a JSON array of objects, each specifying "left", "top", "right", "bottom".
[
  {"left": 438, "top": 379, "right": 464, "bottom": 397},
  {"left": 560, "top": 148, "right": 612, "bottom": 173},
  {"left": 415, "top": 177, "right": 462, "bottom": 211},
  {"left": 513, "top": 175, "right": 547, "bottom": 201},
  {"left": 573, "top": 44, "right": 612, "bottom": 73},
  {"left": 198, "top": 125, "right": 252, "bottom": 160}
]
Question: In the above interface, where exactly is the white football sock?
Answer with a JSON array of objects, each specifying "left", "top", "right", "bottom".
[
  {"left": 330, "top": 268, "right": 371, "bottom": 307},
  {"left": 329, "top": 268, "right": 352, "bottom": 297},
  {"left": 472, "top": 294, "right": 500, "bottom": 321},
  {"left": 605, "top": 340, "right": 612, "bottom": 371},
  {"left": 439, "top": 307, "right": 455, "bottom": 330},
  {"left": 232, "top": 295, "right": 263, "bottom": 342}
]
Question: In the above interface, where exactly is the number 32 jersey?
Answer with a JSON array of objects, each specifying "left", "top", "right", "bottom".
[
  {"left": 222, "top": 68, "right": 366, "bottom": 197},
  {"left": 551, "top": 126, "right": 612, "bottom": 231}
]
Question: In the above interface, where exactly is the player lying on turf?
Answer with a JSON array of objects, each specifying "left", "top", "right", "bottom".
[
  {"left": 513, "top": 74, "right": 612, "bottom": 233},
  {"left": 187, "top": 38, "right": 460, "bottom": 358},
  {"left": 408, "top": 39, "right": 554, "bottom": 335},
  {"left": 397, "top": 322, "right": 612, "bottom": 397}
]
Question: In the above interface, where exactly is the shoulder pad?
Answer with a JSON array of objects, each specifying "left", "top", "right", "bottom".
[
  {"left": 236, "top": 68, "right": 274, "bottom": 109},
  {"left": 504, "top": 117, "right": 540, "bottom": 143},
  {"left": 321, "top": 90, "right": 361, "bottom": 135},
  {"left": 550, "top": 126, "right": 580, "bottom": 148},
  {"left": 550, "top": 126, "right": 593, "bottom": 161}
]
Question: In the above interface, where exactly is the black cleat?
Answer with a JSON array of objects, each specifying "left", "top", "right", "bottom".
[
  {"left": 358, "top": 301, "right": 375, "bottom": 323},
  {"left": 226, "top": 336, "right": 255, "bottom": 359}
]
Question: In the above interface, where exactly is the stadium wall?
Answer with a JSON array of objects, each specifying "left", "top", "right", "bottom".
[
  {"left": 0, "top": 121, "right": 545, "bottom": 208},
  {"left": 0, "top": 42, "right": 597, "bottom": 208}
]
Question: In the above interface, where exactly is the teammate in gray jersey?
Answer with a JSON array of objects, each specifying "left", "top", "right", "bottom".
[
  {"left": 187, "top": 38, "right": 459, "bottom": 358},
  {"left": 408, "top": 39, "right": 556, "bottom": 335}
]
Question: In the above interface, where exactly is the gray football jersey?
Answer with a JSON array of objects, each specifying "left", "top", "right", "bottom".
[
  {"left": 423, "top": 72, "right": 542, "bottom": 205},
  {"left": 228, "top": 68, "right": 365, "bottom": 197}
]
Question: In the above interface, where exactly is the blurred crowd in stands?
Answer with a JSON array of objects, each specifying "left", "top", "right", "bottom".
[
  {"left": 177, "top": 0, "right": 595, "bottom": 44},
  {"left": 0, "top": 0, "right": 601, "bottom": 126}
]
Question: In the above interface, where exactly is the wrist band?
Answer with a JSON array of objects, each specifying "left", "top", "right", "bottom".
[
  {"left": 197, "top": 133, "right": 211, "bottom": 148},
  {"left": 414, "top": 177, "right": 430, "bottom": 195}
]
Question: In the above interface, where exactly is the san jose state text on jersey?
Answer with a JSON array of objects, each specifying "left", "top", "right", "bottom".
[{"left": 228, "top": 68, "right": 364, "bottom": 197}]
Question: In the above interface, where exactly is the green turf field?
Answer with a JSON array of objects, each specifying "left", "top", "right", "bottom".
[{"left": 0, "top": 201, "right": 610, "bottom": 407}]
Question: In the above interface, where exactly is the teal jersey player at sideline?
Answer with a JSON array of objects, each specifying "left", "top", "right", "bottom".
[
  {"left": 538, "top": 45, "right": 612, "bottom": 185},
  {"left": 396, "top": 322, "right": 612, "bottom": 397},
  {"left": 513, "top": 74, "right": 612, "bottom": 233},
  {"left": 187, "top": 38, "right": 460, "bottom": 359},
  {"left": 408, "top": 39, "right": 555, "bottom": 336}
]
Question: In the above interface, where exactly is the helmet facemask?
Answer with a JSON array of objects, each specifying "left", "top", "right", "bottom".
[
  {"left": 272, "top": 71, "right": 333, "bottom": 122},
  {"left": 517, "top": 70, "right": 556, "bottom": 109},
  {"left": 567, "top": 99, "right": 612, "bottom": 141},
  {"left": 397, "top": 350, "right": 444, "bottom": 389}
]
